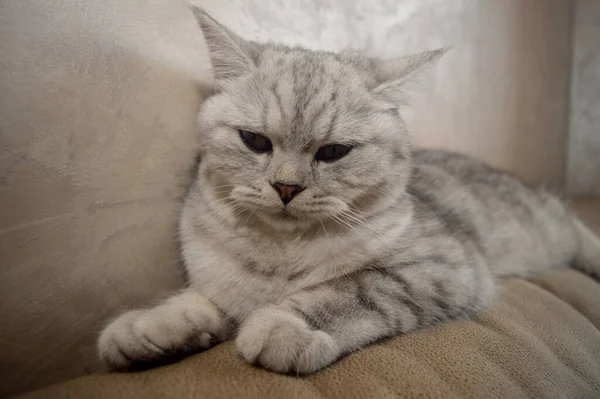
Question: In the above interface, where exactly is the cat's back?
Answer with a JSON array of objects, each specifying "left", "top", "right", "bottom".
[
  {"left": 407, "top": 149, "right": 578, "bottom": 276},
  {"left": 410, "top": 148, "right": 554, "bottom": 212},
  {"left": 411, "top": 149, "right": 525, "bottom": 192}
]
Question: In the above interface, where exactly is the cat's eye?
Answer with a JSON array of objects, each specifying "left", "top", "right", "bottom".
[
  {"left": 315, "top": 144, "right": 352, "bottom": 162},
  {"left": 238, "top": 130, "right": 273, "bottom": 153}
]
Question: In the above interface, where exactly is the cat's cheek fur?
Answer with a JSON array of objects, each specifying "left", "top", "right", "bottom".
[{"left": 236, "top": 307, "right": 341, "bottom": 374}]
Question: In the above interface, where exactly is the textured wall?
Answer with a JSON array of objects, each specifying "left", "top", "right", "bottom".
[
  {"left": 567, "top": 0, "right": 600, "bottom": 195},
  {"left": 196, "top": 0, "right": 574, "bottom": 189}
]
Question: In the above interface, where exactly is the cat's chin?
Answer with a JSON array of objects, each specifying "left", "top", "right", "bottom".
[{"left": 254, "top": 210, "right": 317, "bottom": 233}]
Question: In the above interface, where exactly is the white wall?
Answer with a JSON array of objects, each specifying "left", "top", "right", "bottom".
[{"left": 567, "top": 0, "right": 600, "bottom": 196}]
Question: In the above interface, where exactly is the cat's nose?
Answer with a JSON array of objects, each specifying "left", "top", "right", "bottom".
[{"left": 272, "top": 182, "right": 305, "bottom": 205}]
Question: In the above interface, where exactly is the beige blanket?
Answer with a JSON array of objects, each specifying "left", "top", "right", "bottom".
[{"left": 18, "top": 269, "right": 600, "bottom": 399}]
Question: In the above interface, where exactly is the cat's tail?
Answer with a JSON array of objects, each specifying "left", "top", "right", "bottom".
[{"left": 571, "top": 215, "right": 600, "bottom": 280}]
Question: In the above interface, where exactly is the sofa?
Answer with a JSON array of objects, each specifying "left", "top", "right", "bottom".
[
  {"left": 2, "top": 0, "right": 598, "bottom": 398},
  {"left": 15, "top": 261, "right": 600, "bottom": 398}
]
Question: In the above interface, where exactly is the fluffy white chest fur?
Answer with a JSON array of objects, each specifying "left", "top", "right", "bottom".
[{"left": 179, "top": 191, "right": 411, "bottom": 322}]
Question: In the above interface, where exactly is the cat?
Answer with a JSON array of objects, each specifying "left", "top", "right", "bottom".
[{"left": 97, "top": 7, "right": 600, "bottom": 374}]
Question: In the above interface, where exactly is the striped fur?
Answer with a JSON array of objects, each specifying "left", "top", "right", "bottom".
[{"left": 97, "top": 8, "right": 600, "bottom": 374}]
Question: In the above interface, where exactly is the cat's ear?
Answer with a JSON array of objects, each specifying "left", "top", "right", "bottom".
[
  {"left": 371, "top": 48, "right": 447, "bottom": 104},
  {"left": 191, "top": 7, "right": 256, "bottom": 85}
]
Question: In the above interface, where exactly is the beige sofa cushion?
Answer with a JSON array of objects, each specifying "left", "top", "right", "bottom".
[
  {"left": 0, "top": 1, "right": 207, "bottom": 394},
  {"left": 18, "top": 269, "right": 600, "bottom": 399}
]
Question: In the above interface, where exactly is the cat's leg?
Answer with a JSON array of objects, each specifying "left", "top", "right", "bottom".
[
  {"left": 98, "top": 291, "right": 226, "bottom": 370},
  {"left": 236, "top": 263, "right": 493, "bottom": 374}
]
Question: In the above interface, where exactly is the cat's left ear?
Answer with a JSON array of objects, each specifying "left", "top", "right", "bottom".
[
  {"left": 191, "top": 7, "right": 257, "bottom": 87},
  {"left": 371, "top": 48, "right": 447, "bottom": 104}
]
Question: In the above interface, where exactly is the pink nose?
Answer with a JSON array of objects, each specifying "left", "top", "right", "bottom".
[{"left": 272, "top": 182, "right": 305, "bottom": 205}]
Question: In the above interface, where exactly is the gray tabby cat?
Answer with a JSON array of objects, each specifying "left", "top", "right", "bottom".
[{"left": 97, "top": 7, "right": 600, "bottom": 374}]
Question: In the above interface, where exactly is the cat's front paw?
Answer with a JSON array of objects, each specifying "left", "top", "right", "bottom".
[
  {"left": 236, "top": 307, "right": 340, "bottom": 374},
  {"left": 97, "top": 292, "right": 225, "bottom": 370}
]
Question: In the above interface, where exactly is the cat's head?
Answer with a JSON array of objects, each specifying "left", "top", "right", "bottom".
[{"left": 191, "top": 7, "right": 443, "bottom": 232}]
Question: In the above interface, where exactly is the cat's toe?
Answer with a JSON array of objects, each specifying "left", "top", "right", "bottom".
[
  {"left": 98, "top": 294, "right": 225, "bottom": 370},
  {"left": 98, "top": 310, "right": 209, "bottom": 371},
  {"left": 236, "top": 307, "right": 340, "bottom": 374},
  {"left": 97, "top": 310, "right": 160, "bottom": 370}
]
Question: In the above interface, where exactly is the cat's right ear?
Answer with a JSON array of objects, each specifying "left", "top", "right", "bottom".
[
  {"left": 371, "top": 49, "right": 447, "bottom": 105},
  {"left": 191, "top": 7, "right": 256, "bottom": 86}
]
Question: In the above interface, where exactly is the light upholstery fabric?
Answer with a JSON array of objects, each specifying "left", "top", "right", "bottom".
[
  {"left": 17, "top": 269, "right": 600, "bottom": 399},
  {"left": 0, "top": 0, "right": 206, "bottom": 394},
  {"left": 0, "top": 0, "right": 582, "bottom": 396}
]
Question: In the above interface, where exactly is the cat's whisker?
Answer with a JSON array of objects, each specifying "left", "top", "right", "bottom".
[
  {"left": 231, "top": 206, "right": 249, "bottom": 219},
  {"left": 210, "top": 184, "right": 238, "bottom": 189},
  {"left": 205, "top": 189, "right": 236, "bottom": 198},
  {"left": 336, "top": 209, "right": 392, "bottom": 267},
  {"left": 209, "top": 195, "right": 234, "bottom": 203},
  {"left": 339, "top": 211, "right": 383, "bottom": 236},
  {"left": 336, "top": 208, "right": 385, "bottom": 238},
  {"left": 203, "top": 184, "right": 237, "bottom": 193},
  {"left": 315, "top": 216, "right": 330, "bottom": 240},
  {"left": 237, "top": 203, "right": 261, "bottom": 228},
  {"left": 330, "top": 214, "right": 369, "bottom": 239}
]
